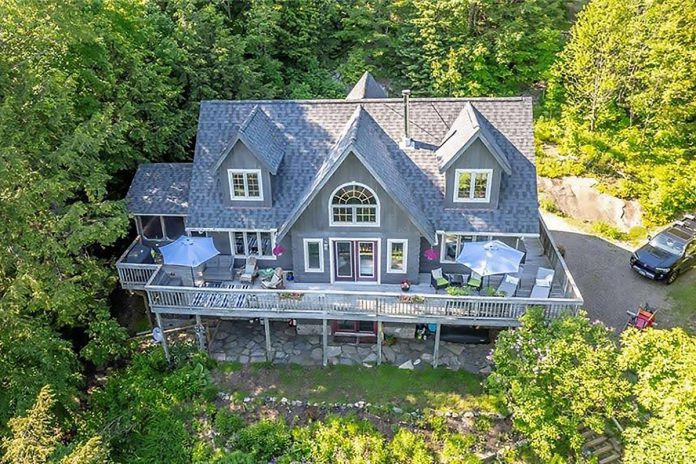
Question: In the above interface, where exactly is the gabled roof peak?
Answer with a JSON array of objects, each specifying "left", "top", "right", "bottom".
[
  {"left": 211, "top": 105, "right": 286, "bottom": 174},
  {"left": 437, "top": 103, "right": 513, "bottom": 175},
  {"left": 346, "top": 71, "right": 388, "bottom": 100},
  {"left": 277, "top": 105, "right": 436, "bottom": 243}
]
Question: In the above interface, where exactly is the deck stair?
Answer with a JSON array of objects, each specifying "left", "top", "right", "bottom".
[{"left": 581, "top": 428, "right": 622, "bottom": 463}]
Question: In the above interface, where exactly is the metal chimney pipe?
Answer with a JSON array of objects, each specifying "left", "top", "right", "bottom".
[{"left": 401, "top": 89, "right": 413, "bottom": 148}]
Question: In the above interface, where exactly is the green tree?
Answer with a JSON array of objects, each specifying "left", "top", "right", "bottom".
[
  {"left": 1, "top": 387, "right": 60, "bottom": 464},
  {"left": 541, "top": 0, "right": 696, "bottom": 222},
  {"left": 0, "top": 313, "right": 80, "bottom": 427},
  {"left": 488, "top": 309, "right": 631, "bottom": 460},
  {"left": 619, "top": 328, "right": 696, "bottom": 464}
]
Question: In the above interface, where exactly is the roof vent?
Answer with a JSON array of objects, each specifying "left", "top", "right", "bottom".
[{"left": 400, "top": 89, "right": 414, "bottom": 149}]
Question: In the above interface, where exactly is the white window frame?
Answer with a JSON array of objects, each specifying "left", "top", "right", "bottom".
[
  {"left": 228, "top": 169, "right": 264, "bottom": 201},
  {"left": 303, "top": 238, "right": 324, "bottom": 273},
  {"left": 386, "top": 239, "right": 408, "bottom": 274},
  {"left": 328, "top": 182, "right": 380, "bottom": 227},
  {"left": 453, "top": 169, "right": 493, "bottom": 203},
  {"left": 228, "top": 231, "right": 276, "bottom": 259},
  {"left": 439, "top": 233, "right": 492, "bottom": 263}
]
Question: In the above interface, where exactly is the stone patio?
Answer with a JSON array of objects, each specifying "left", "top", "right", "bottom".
[{"left": 208, "top": 320, "right": 492, "bottom": 373}]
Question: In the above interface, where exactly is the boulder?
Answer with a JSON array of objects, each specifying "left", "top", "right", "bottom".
[
  {"left": 539, "top": 176, "right": 643, "bottom": 231},
  {"left": 363, "top": 352, "right": 378, "bottom": 363},
  {"left": 382, "top": 345, "right": 396, "bottom": 363},
  {"left": 326, "top": 345, "right": 342, "bottom": 358},
  {"left": 398, "top": 360, "right": 414, "bottom": 370}
]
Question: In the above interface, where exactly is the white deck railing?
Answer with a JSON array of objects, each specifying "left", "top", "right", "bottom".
[
  {"left": 115, "top": 237, "right": 161, "bottom": 290},
  {"left": 144, "top": 281, "right": 582, "bottom": 326}
]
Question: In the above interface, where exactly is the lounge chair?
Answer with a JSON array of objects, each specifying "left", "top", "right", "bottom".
[
  {"left": 430, "top": 268, "right": 449, "bottom": 290},
  {"left": 467, "top": 272, "right": 483, "bottom": 289},
  {"left": 239, "top": 256, "right": 258, "bottom": 283},
  {"left": 496, "top": 274, "right": 520, "bottom": 297},
  {"left": 261, "top": 267, "right": 284, "bottom": 289},
  {"left": 530, "top": 267, "right": 554, "bottom": 299}
]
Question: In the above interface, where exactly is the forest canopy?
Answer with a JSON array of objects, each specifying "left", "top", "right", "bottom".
[{"left": 0, "top": 0, "right": 694, "bottom": 462}]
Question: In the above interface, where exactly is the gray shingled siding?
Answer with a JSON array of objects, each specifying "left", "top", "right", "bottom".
[
  {"left": 443, "top": 138, "right": 502, "bottom": 209},
  {"left": 186, "top": 98, "right": 538, "bottom": 235},
  {"left": 289, "top": 154, "right": 422, "bottom": 284},
  {"left": 204, "top": 232, "right": 293, "bottom": 270},
  {"left": 219, "top": 141, "right": 273, "bottom": 208},
  {"left": 418, "top": 235, "right": 524, "bottom": 275}
]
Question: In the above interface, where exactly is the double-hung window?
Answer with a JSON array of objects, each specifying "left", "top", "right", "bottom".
[
  {"left": 303, "top": 239, "right": 324, "bottom": 273},
  {"left": 454, "top": 169, "right": 492, "bottom": 203},
  {"left": 228, "top": 169, "right": 263, "bottom": 201},
  {"left": 387, "top": 239, "right": 408, "bottom": 273}
]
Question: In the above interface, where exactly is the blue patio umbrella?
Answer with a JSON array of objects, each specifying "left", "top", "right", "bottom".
[
  {"left": 159, "top": 236, "right": 220, "bottom": 283},
  {"left": 456, "top": 240, "right": 525, "bottom": 284}
]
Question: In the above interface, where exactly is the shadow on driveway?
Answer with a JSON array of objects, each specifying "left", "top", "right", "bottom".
[{"left": 549, "top": 230, "right": 673, "bottom": 331}]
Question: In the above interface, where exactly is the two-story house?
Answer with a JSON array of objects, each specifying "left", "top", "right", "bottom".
[{"left": 118, "top": 72, "right": 581, "bottom": 364}]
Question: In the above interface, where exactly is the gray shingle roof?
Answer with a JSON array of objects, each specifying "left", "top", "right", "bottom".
[
  {"left": 126, "top": 163, "right": 192, "bottom": 215},
  {"left": 437, "top": 103, "right": 512, "bottom": 174},
  {"left": 277, "top": 106, "right": 437, "bottom": 242},
  {"left": 184, "top": 96, "right": 538, "bottom": 237},
  {"left": 346, "top": 71, "right": 388, "bottom": 99},
  {"left": 211, "top": 105, "right": 286, "bottom": 174}
]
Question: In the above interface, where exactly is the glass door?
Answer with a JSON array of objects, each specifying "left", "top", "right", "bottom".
[
  {"left": 334, "top": 241, "right": 354, "bottom": 281},
  {"left": 357, "top": 241, "right": 377, "bottom": 281}
]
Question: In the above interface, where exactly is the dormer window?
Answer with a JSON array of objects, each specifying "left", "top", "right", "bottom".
[
  {"left": 228, "top": 169, "right": 263, "bottom": 201},
  {"left": 330, "top": 183, "right": 379, "bottom": 226},
  {"left": 454, "top": 169, "right": 492, "bottom": 203}
]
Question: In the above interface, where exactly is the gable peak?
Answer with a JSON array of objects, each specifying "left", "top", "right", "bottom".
[{"left": 346, "top": 71, "right": 388, "bottom": 100}]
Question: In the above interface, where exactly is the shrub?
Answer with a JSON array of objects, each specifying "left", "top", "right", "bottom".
[
  {"left": 296, "top": 416, "right": 389, "bottom": 464},
  {"left": 439, "top": 434, "right": 480, "bottom": 464},
  {"left": 591, "top": 221, "right": 628, "bottom": 241},
  {"left": 214, "top": 410, "right": 246, "bottom": 440},
  {"left": 235, "top": 420, "right": 291, "bottom": 462},
  {"left": 446, "top": 286, "right": 474, "bottom": 296},
  {"left": 388, "top": 429, "right": 434, "bottom": 464}
]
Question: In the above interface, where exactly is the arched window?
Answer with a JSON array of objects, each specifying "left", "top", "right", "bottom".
[{"left": 330, "top": 183, "right": 379, "bottom": 226}]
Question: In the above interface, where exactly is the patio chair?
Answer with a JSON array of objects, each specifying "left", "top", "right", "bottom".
[
  {"left": 530, "top": 267, "right": 554, "bottom": 299},
  {"left": 430, "top": 268, "right": 449, "bottom": 290},
  {"left": 467, "top": 272, "right": 483, "bottom": 289},
  {"left": 496, "top": 274, "right": 520, "bottom": 297},
  {"left": 239, "top": 256, "right": 259, "bottom": 283},
  {"left": 261, "top": 267, "right": 285, "bottom": 289}
]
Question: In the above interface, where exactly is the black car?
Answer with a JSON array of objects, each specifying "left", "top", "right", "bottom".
[{"left": 630, "top": 215, "right": 696, "bottom": 284}]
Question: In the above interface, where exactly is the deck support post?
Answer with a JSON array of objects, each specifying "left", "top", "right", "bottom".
[
  {"left": 322, "top": 318, "right": 328, "bottom": 367},
  {"left": 155, "top": 313, "right": 171, "bottom": 365},
  {"left": 263, "top": 318, "right": 272, "bottom": 362},
  {"left": 377, "top": 321, "right": 383, "bottom": 365},
  {"left": 195, "top": 315, "right": 206, "bottom": 352},
  {"left": 433, "top": 323, "right": 442, "bottom": 368}
]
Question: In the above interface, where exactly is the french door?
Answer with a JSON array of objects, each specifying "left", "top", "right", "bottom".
[{"left": 333, "top": 240, "right": 378, "bottom": 282}]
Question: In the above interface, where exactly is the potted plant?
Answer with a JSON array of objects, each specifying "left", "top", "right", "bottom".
[{"left": 400, "top": 279, "right": 411, "bottom": 292}]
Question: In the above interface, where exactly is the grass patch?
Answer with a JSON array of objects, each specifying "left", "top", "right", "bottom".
[
  {"left": 215, "top": 363, "right": 502, "bottom": 412},
  {"left": 666, "top": 274, "right": 696, "bottom": 333}
]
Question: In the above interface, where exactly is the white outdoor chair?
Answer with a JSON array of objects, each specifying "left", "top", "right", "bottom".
[
  {"left": 239, "top": 256, "right": 258, "bottom": 283},
  {"left": 530, "top": 267, "right": 554, "bottom": 299},
  {"left": 261, "top": 267, "right": 284, "bottom": 289},
  {"left": 496, "top": 274, "right": 520, "bottom": 297}
]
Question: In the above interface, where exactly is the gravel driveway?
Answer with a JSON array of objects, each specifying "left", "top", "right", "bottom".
[{"left": 543, "top": 213, "right": 677, "bottom": 331}]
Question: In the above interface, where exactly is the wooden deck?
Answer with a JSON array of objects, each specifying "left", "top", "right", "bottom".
[{"left": 118, "top": 219, "right": 582, "bottom": 327}]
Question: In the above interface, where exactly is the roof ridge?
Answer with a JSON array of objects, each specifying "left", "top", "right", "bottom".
[{"left": 201, "top": 96, "right": 529, "bottom": 105}]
